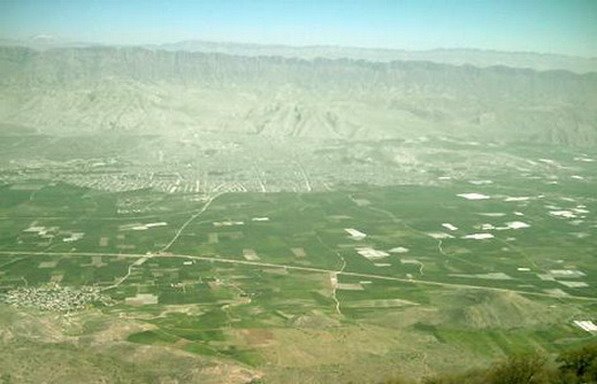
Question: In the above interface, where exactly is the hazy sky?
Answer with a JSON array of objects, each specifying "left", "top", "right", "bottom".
[{"left": 1, "top": 0, "right": 595, "bottom": 56}]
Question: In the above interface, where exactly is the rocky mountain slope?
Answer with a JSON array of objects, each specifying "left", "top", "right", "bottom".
[{"left": 0, "top": 46, "right": 595, "bottom": 146}]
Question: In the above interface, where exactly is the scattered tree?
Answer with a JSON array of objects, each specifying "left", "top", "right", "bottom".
[
  {"left": 556, "top": 343, "right": 597, "bottom": 384},
  {"left": 384, "top": 343, "right": 597, "bottom": 384}
]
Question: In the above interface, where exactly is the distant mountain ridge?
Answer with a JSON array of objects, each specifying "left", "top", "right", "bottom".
[
  {"left": 1, "top": 38, "right": 595, "bottom": 74},
  {"left": 156, "top": 40, "right": 597, "bottom": 74},
  {"left": 0, "top": 46, "right": 595, "bottom": 147}
]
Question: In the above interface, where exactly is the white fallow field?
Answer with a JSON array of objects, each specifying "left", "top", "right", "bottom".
[
  {"left": 462, "top": 233, "right": 494, "bottom": 240},
  {"left": 573, "top": 320, "right": 597, "bottom": 333},
  {"left": 457, "top": 193, "right": 491, "bottom": 200},
  {"left": 345, "top": 228, "right": 367, "bottom": 240}
]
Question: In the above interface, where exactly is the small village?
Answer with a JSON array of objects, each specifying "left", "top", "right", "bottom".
[{"left": 1, "top": 284, "right": 112, "bottom": 312}]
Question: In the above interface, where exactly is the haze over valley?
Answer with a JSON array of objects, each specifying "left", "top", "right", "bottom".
[{"left": 0, "top": 1, "right": 596, "bottom": 383}]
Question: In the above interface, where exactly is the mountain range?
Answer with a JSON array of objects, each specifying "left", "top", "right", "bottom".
[{"left": 0, "top": 42, "right": 595, "bottom": 146}]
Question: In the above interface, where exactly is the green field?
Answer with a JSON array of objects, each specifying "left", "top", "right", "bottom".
[{"left": 0, "top": 143, "right": 596, "bottom": 383}]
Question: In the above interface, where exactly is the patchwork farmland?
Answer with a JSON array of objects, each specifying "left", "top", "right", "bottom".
[{"left": 0, "top": 140, "right": 595, "bottom": 382}]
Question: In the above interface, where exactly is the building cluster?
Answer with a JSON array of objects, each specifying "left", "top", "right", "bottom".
[
  {"left": 0, "top": 134, "right": 521, "bottom": 196},
  {"left": 0, "top": 151, "right": 438, "bottom": 195},
  {"left": 0, "top": 285, "right": 111, "bottom": 312}
]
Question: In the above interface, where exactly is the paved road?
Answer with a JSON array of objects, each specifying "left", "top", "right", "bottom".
[
  {"left": 0, "top": 250, "right": 595, "bottom": 302},
  {"left": 160, "top": 191, "right": 226, "bottom": 252}
]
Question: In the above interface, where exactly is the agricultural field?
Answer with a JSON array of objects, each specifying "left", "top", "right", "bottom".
[{"left": 0, "top": 141, "right": 595, "bottom": 383}]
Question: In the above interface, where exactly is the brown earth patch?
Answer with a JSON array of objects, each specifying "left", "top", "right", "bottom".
[{"left": 240, "top": 328, "right": 275, "bottom": 347}]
